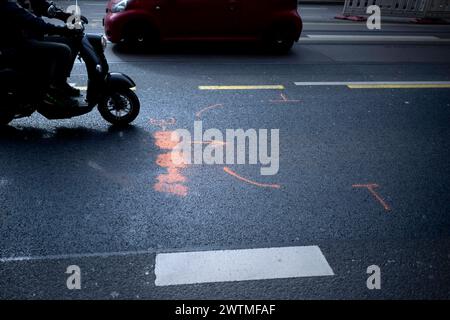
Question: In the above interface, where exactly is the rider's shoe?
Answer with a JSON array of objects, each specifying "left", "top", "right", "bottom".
[
  {"left": 43, "top": 87, "right": 79, "bottom": 108},
  {"left": 60, "top": 82, "right": 81, "bottom": 97}
]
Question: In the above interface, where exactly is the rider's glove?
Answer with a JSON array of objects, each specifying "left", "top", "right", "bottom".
[{"left": 80, "top": 15, "right": 89, "bottom": 25}]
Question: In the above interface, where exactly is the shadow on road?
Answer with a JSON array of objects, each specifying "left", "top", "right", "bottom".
[
  {"left": 0, "top": 125, "right": 157, "bottom": 191},
  {"left": 0, "top": 124, "right": 137, "bottom": 142},
  {"left": 112, "top": 41, "right": 297, "bottom": 57}
]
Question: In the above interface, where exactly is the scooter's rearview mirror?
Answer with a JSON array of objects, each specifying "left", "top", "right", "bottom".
[{"left": 47, "top": 4, "right": 58, "bottom": 18}]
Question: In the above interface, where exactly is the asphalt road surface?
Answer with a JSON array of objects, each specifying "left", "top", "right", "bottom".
[{"left": 1, "top": 1, "right": 450, "bottom": 299}]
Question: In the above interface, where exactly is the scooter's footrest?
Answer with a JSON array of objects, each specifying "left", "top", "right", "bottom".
[
  {"left": 68, "top": 104, "right": 94, "bottom": 116},
  {"left": 37, "top": 98, "right": 94, "bottom": 120}
]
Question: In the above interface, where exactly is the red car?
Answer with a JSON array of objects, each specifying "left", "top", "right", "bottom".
[{"left": 104, "top": 0, "right": 302, "bottom": 52}]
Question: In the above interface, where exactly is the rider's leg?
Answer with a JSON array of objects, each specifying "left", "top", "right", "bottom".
[
  {"left": 43, "top": 36, "right": 80, "bottom": 96},
  {"left": 16, "top": 39, "right": 77, "bottom": 106},
  {"left": 18, "top": 39, "right": 71, "bottom": 87}
]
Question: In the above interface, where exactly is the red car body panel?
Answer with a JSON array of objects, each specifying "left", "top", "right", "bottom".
[{"left": 105, "top": 0, "right": 302, "bottom": 44}]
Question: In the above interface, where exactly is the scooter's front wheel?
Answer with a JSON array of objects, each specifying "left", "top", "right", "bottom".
[{"left": 98, "top": 89, "right": 140, "bottom": 126}]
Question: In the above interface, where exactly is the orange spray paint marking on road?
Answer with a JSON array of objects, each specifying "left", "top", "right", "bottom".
[
  {"left": 269, "top": 93, "right": 301, "bottom": 104},
  {"left": 152, "top": 134, "right": 227, "bottom": 196},
  {"left": 153, "top": 130, "right": 189, "bottom": 197},
  {"left": 352, "top": 183, "right": 391, "bottom": 211},
  {"left": 195, "top": 104, "right": 223, "bottom": 119},
  {"left": 223, "top": 167, "right": 281, "bottom": 189}
]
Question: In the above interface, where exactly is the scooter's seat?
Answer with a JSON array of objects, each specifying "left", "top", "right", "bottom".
[
  {"left": 0, "top": 47, "right": 16, "bottom": 65},
  {"left": 0, "top": 68, "right": 17, "bottom": 77},
  {"left": 0, "top": 48, "right": 26, "bottom": 95}
]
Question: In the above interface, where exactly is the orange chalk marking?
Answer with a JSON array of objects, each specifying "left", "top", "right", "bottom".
[
  {"left": 195, "top": 104, "right": 223, "bottom": 119},
  {"left": 156, "top": 152, "right": 187, "bottom": 170},
  {"left": 223, "top": 167, "right": 281, "bottom": 189},
  {"left": 153, "top": 131, "right": 180, "bottom": 150},
  {"left": 153, "top": 130, "right": 189, "bottom": 197},
  {"left": 154, "top": 182, "right": 188, "bottom": 197},
  {"left": 270, "top": 93, "right": 301, "bottom": 103},
  {"left": 352, "top": 183, "right": 391, "bottom": 211}
]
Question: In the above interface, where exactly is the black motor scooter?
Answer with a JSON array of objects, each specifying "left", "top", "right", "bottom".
[{"left": 0, "top": 5, "right": 140, "bottom": 126}]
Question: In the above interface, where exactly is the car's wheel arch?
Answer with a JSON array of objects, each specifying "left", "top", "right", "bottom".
[{"left": 265, "top": 15, "right": 302, "bottom": 42}]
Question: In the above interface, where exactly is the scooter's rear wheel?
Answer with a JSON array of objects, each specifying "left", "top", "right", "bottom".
[
  {"left": 98, "top": 89, "right": 140, "bottom": 126},
  {"left": 0, "top": 112, "right": 14, "bottom": 126},
  {"left": 0, "top": 96, "right": 16, "bottom": 126}
]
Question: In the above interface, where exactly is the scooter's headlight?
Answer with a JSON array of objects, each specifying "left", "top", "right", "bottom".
[
  {"left": 101, "top": 35, "right": 108, "bottom": 50},
  {"left": 111, "top": 0, "right": 128, "bottom": 13}
]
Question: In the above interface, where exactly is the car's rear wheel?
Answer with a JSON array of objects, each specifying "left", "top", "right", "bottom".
[
  {"left": 264, "top": 24, "right": 296, "bottom": 54},
  {"left": 122, "top": 22, "right": 159, "bottom": 50}
]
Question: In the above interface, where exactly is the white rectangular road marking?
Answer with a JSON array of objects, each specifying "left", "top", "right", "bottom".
[{"left": 155, "top": 246, "right": 334, "bottom": 286}]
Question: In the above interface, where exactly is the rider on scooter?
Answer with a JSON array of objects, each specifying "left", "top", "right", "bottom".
[
  {"left": 17, "top": 0, "right": 89, "bottom": 97},
  {"left": 0, "top": 0, "right": 83, "bottom": 107}
]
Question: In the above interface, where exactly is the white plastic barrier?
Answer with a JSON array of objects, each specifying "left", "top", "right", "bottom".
[{"left": 341, "top": 0, "right": 450, "bottom": 19}]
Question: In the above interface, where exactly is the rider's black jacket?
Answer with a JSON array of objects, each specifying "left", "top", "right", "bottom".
[
  {"left": 19, "top": 0, "right": 75, "bottom": 21},
  {"left": 17, "top": 0, "right": 51, "bottom": 16},
  {"left": 0, "top": 0, "right": 63, "bottom": 47}
]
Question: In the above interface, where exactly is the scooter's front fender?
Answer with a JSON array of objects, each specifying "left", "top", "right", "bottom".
[{"left": 105, "top": 73, "right": 136, "bottom": 91}]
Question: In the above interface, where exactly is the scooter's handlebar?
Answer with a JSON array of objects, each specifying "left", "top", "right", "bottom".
[{"left": 47, "top": 3, "right": 62, "bottom": 17}]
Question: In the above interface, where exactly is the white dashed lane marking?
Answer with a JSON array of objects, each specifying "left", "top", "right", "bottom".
[
  {"left": 302, "top": 35, "right": 450, "bottom": 43},
  {"left": 199, "top": 85, "right": 285, "bottom": 90},
  {"left": 294, "top": 81, "right": 450, "bottom": 89}
]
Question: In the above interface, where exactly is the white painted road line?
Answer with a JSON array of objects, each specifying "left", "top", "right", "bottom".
[
  {"left": 199, "top": 85, "right": 284, "bottom": 90},
  {"left": 294, "top": 81, "right": 450, "bottom": 86},
  {"left": 303, "top": 22, "right": 450, "bottom": 27},
  {"left": 307, "top": 35, "right": 439, "bottom": 40},
  {"left": 72, "top": 86, "right": 137, "bottom": 91},
  {"left": 303, "top": 20, "right": 450, "bottom": 26},
  {"left": 155, "top": 246, "right": 334, "bottom": 286},
  {"left": 0, "top": 249, "right": 158, "bottom": 263},
  {"left": 302, "top": 35, "right": 450, "bottom": 42},
  {"left": 299, "top": 7, "right": 329, "bottom": 10}
]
